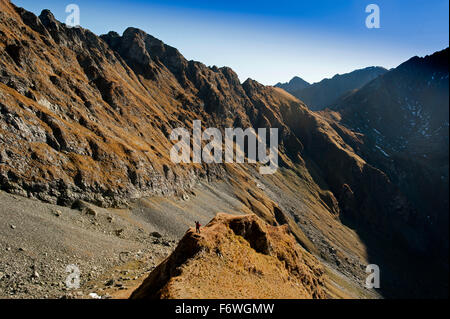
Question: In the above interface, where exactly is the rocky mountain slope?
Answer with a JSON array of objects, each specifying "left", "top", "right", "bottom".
[
  {"left": 0, "top": 189, "right": 176, "bottom": 299},
  {"left": 278, "top": 67, "right": 388, "bottom": 111},
  {"left": 0, "top": 0, "right": 447, "bottom": 298}
]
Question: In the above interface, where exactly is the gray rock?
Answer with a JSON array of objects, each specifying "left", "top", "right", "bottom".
[
  {"left": 105, "top": 279, "right": 114, "bottom": 286},
  {"left": 162, "top": 241, "right": 171, "bottom": 247},
  {"left": 150, "top": 231, "right": 162, "bottom": 238},
  {"left": 84, "top": 207, "right": 97, "bottom": 217}
]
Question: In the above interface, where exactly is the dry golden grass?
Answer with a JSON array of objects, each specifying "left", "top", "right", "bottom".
[{"left": 132, "top": 213, "right": 326, "bottom": 299}]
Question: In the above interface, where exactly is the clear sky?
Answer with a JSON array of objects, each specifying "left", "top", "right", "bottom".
[{"left": 13, "top": 0, "right": 450, "bottom": 85}]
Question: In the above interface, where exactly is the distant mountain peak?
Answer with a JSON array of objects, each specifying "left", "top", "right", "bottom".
[
  {"left": 281, "top": 66, "right": 388, "bottom": 111},
  {"left": 275, "top": 76, "right": 310, "bottom": 93}
]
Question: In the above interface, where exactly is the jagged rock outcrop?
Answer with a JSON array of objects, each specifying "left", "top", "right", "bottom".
[
  {"left": 0, "top": 1, "right": 215, "bottom": 207},
  {"left": 131, "top": 213, "right": 326, "bottom": 299}
]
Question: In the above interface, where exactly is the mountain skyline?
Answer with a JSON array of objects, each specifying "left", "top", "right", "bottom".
[
  {"left": 277, "top": 66, "right": 389, "bottom": 110},
  {"left": 12, "top": 0, "right": 449, "bottom": 85}
]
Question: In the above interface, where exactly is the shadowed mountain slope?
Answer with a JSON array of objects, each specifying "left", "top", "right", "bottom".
[{"left": 323, "top": 48, "right": 449, "bottom": 259}]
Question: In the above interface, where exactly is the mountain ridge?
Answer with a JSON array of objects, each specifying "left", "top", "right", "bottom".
[
  {"left": 275, "top": 76, "right": 310, "bottom": 93},
  {"left": 131, "top": 213, "right": 327, "bottom": 299},
  {"left": 277, "top": 66, "right": 388, "bottom": 111}
]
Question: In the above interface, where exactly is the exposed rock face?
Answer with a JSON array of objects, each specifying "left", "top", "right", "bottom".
[
  {"left": 130, "top": 213, "right": 326, "bottom": 299},
  {"left": 0, "top": 0, "right": 218, "bottom": 207}
]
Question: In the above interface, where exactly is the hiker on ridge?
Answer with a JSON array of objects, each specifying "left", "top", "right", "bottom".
[{"left": 195, "top": 221, "right": 201, "bottom": 234}]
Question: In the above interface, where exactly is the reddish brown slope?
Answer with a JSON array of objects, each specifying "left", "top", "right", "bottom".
[{"left": 131, "top": 213, "right": 326, "bottom": 299}]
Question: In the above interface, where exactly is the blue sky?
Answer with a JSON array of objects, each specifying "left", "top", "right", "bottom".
[{"left": 13, "top": 0, "right": 449, "bottom": 85}]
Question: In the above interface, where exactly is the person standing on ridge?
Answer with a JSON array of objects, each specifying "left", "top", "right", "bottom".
[{"left": 195, "top": 221, "right": 201, "bottom": 234}]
